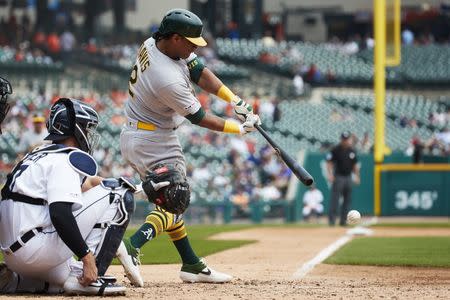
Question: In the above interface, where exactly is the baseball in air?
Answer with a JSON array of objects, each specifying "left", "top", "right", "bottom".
[{"left": 347, "top": 210, "right": 361, "bottom": 225}]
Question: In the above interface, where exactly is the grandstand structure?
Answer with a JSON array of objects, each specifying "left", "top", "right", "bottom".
[
  {"left": 1, "top": 0, "right": 449, "bottom": 222},
  {"left": 216, "top": 38, "right": 450, "bottom": 86},
  {"left": 2, "top": 38, "right": 448, "bottom": 157},
  {"left": 2, "top": 38, "right": 449, "bottom": 221}
]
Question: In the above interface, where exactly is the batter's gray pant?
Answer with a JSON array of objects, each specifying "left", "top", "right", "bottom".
[{"left": 120, "top": 126, "right": 186, "bottom": 180}]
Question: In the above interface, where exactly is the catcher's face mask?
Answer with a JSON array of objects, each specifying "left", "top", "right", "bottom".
[
  {"left": 0, "top": 77, "right": 12, "bottom": 133},
  {"left": 45, "top": 98, "right": 100, "bottom": 154},
  {"left": 0, "top": 77, "right": 12, "bottom": 102}
]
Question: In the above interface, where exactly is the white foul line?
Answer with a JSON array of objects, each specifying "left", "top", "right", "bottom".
[{"left": 292, "top": 234, "right": 352, "bottom": 279}]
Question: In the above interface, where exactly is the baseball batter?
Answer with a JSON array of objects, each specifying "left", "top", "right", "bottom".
[
  {"left": 119, "top": 8, "right": 260, "bottom": 286},
  {"left": 0, "top": 98, "right": 136, "bottom": 295}
]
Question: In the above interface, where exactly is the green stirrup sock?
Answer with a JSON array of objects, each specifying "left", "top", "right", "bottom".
[
  {"left": 173, "top": 236, "right": 200, "bottom": 265},
  {"left": 130, "top": 223, "right": 156, "bottom": 249}
]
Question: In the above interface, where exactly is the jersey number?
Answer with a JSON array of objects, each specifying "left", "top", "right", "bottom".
[
  {"left": 7, "top": 152, "right": 47, "bottom": 191},
  {"left": 8, "top": 164, "right": 29, "bottom": 191},
  {"left": 128, "top": 64, "right": 138, "bottom": 98}
]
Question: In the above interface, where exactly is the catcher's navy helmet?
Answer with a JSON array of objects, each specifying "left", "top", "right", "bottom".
[
  {"left": 45, "top": 98, "right": 100, "bottom": 154},
  {"left": 0, "top": 77, "right": 12, "bottom": 133},
  {"left": 0, "top": 77, "right": 12, "bottom": 102}
]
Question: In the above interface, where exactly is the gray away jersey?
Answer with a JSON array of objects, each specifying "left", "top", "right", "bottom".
[{"left": 125, "top": 37, "right": 201, "bottom": 129}]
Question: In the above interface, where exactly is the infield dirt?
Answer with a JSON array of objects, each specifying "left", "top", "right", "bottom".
[{"left": 1, "top": 226, "right": 449, "bottom": 299}]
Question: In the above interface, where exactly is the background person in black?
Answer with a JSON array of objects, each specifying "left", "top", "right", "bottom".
[{"left": 326, "top": 131, "right": 360, "bottom": 226}]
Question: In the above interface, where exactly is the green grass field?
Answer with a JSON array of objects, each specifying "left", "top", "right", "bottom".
[
  {"left": 372, "top": 222, "right": 450, "bottom": 228},
  {"left": 2, "top": 223, "right": 449, "bottom": 267},
  {"left": 325, "top": 236, "right": 450, "bottom": 268},
  {"left": 119, "top": 224, "right": 256, "bottom": 264},
  {"left": 0, "top": 224, "right": 255, "bottom": 264}
]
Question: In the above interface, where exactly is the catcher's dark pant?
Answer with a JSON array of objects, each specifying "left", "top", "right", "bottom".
[{"left": 328, "top": 175, "right": 352, "bottom": 226}]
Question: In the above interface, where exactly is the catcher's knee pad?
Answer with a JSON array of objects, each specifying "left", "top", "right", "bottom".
[
  {"left": 101, "top": 177, "right": 136, "bottom": 226},
  {"left": 95, "top": 178, "right": 136, "bottom": 275},
  {"left": 142, "top": 164, "right": 190, "bottom": 215},
  {"left": 123, "top": 190, "right": 135, "bottom": 215}
]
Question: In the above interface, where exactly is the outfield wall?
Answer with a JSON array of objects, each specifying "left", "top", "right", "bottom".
[
  {"left": 130, "top": 152, "right": 449, "bottom": 224},
  {"left": 294, "top": 152, "right": 450, "bottom": 221}
]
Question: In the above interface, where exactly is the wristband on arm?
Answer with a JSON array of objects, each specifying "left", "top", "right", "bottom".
[
  {"left": 217, "top": 85, "right": 239, "bottom": 103},
  {"left": 223, "top": 120, "right": 242, "bottom": 134}
]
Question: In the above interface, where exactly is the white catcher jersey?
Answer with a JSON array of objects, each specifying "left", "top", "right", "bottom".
[
  {"left": 0, "top": 145, "right": 93, "bottom": 249},
  {"left": 125, "top": 37, "right": 201, "bottom": 129}
]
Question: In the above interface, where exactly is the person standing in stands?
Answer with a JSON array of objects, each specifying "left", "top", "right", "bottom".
[{"left": 17, "top": 115, "right": 48, "bottom": 156}]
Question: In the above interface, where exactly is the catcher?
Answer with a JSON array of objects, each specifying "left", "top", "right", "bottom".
[
  {"left": 118, "top": 8, "right": 260, "bottom": 286},
  {"left": 0, "top": 98, "right": 136, "bottom": 295}
]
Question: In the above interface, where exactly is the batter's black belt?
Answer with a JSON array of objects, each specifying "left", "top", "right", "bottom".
[{"left": 4, "top": 227, "right": 43, "bottom": 255}]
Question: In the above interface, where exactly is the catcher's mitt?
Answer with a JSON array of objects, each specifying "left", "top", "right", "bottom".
[{"left": 142, "top": 164, "right": 190, "bottom": 215}]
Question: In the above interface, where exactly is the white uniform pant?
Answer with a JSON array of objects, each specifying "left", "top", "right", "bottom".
[
  {"left": 2, "top": 185, "right": 121, "bottom": 287},
  {"left": 302, "top": 204, "right": 324, "bottom": 217}
]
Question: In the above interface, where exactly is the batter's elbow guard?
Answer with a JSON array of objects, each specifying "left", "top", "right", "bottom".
[{"left": 185, "top": 107, "right": 206, "bottom": 124}]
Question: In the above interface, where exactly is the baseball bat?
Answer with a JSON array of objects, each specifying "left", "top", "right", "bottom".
[{"left": 255, "top": 124, "right": 314, "bottom": 186}]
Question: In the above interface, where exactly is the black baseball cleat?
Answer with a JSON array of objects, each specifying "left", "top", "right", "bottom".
[
  {"left": 0, "top": 262, "right": 16, "bottom": 293},
  {"left": 99, "top": 274, "right": 117, "bottom": 284},
  {"left": 63, "top": 276, "right": 126, "bottom": 296}
]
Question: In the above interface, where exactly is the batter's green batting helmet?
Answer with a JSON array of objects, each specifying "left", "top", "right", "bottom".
[{"left": 158, "top": 8, "right": 207, "bottom": 47}]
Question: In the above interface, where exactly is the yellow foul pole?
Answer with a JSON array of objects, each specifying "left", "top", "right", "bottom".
[
  {"left": 374, "top": 0, "right": 386, "bottom": 164},
  {"left": 373, "top": 0, "right": 386, "bottom": 215}
]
